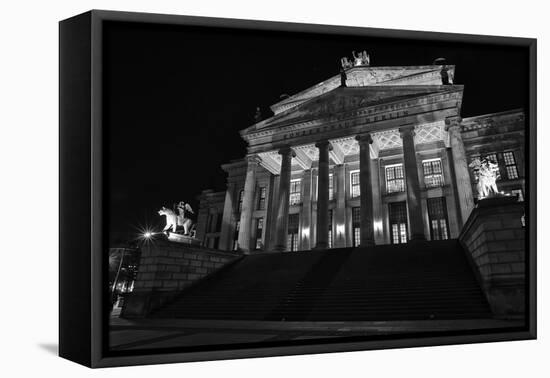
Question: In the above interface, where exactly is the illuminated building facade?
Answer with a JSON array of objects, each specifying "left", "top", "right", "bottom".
[{"left": 196, "top": 64, "right": 525, "bottom": 252}]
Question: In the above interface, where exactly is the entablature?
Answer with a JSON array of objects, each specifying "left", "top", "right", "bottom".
[{"left": 244, "top": 88, "right": 462, "bottom": 155}]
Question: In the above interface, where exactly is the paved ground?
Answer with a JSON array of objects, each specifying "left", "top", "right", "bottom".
[{"left": 109, "top": 317, "right": 524, "bottom": 351}]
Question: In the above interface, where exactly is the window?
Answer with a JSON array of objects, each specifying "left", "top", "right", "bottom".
[
  {"left": 206, "top": 214, "right": 213, "bottom": 233},
  {"left": 511, "top": 189, "right": 524, "bottom": 202},
  {"left": 350, "top": 170, "right": 360, "bottom": 198},
  {"left": 503, "top": 151, "right": 519, "bottom": 179},
  {"left": 352, "top": 207, "right": 361, "bottom": 247},
  {"left": 287, "top": 214, "right": 299, "bottom": 252},
  {"left": 385, "top": 164, "right": 405, "bottom": 193},
  {"left": 257, "top": 186, "right": 266, "bottom": 210},
  {"left": 484, "top": 153, "right": 497, "bottom": 165},
  {"left": 389, "top": 202, "right": 408, "bottom": 244},
  {"left": 289, "top": 179, "right": 302, "bottom": 205},
  {"left": 215, "top": 213, "right": 222, "bottom": 232},
  {"left": 232, "top": 220, "right": 240, "bottom": 250},
  {"left": 329, "top": 173, "right": 334, "bottom": 200},
  {"left": 423, "top": 159, "right": 444, "bottom": 188},
  {"left": 255, "top": 218, "right": 264, "bottom": 250},
  {"left": 427, "top": 197, "right": 449, "bottom": 240},
  {"left": 237, "top": 189, "right": 244, "bottom": 213},
  {"left": 328, "top": 210, "right": 333, "bottom": 248}
]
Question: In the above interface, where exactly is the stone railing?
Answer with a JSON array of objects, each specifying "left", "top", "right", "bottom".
[
  {"left": 458, "top": 196, "right": 526, "bottom": 319},
  {"left": 122, "top": 239, "right": 241, "bottom": 318}
]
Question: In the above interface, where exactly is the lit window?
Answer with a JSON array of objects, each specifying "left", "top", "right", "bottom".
[
  {"left": 255, "top": 218, "right": 264, "bottom": 250},
  {"left": 329, "top": 174, "right": 334, "bottom": 200},
  {"left": 257, "top": 186, "right": 266, "bottom": 210},
  {"left": 237, "top": 189, "right": 244, "bottom": 213},
  {"left": 385, "top": 164, "right": 405, "bottom": 194},
  {"left": 423, "top": 159, "right": 444, "bottom": 188},
  {"left": 289, "top": 179, "right": 302, "bottom": 205},
  {"left": 511, "top": 189, "right": 524, "bottom": 201},
  {"left": 389, "top": 202, "right": 407, "bottom": 244},
  {"left": 503, "top": 151, "right": 519, "bottom": 179},
  {"left": 233, "top": 220, "right": 240, "bottom": 250},
  {"left": 350, "top": 170, "right": 360, "bottom": 198},
  {"left": 352, "top": 207, "right": 361, "bottom": 247},
  {"left": 287, "top": 214, "right": 299, "bottom": 251},
  {"left": 427, "top": 197, "right": 449, "bottom": 240},
  {"left": 484, "top": 153, "right": 498, "bottom": 165}
]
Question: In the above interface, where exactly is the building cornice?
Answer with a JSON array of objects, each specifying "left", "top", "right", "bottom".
[{"left": 244, "top": 88, "right": 463, "bottom": 154}]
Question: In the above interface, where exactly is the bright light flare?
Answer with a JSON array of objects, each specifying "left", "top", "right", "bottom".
[{"left": 134, "top": 224, "right": 160, "bottom": 243}]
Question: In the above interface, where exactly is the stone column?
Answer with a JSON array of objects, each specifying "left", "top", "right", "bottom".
[
  {"left": 300, "top": 169, "right": 313, "bottom": 250},
  {"left": 333, "top": 164, "right": 346, "bottom": 248},
  {"left": 237, "top": 156, "right": 258, "bottom": 252},
  {"left": 399, "top": 126, "right": 426, "bottom": 241},
  {"left": 266, "top": 174, "right": 280, "bottom": 250},
  {"left": 356, "top": 134, "right": 375, "bottom": 247},
  {"left": 314, "top": 140, "right": 331, "bottom": 249},
  {"left": 219, "top": 182, "right": 236, "bottom": 251},
  {"left": 446, "top": 117, "right": 475, "bottom": 225},
  {"left": 370, "top": 157, "right": 384, "bottom": 244},
  {"left": 274, "top": 147, "right": 295, "bottom": 251}
]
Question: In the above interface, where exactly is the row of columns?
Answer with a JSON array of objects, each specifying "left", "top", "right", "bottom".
[{"left": 234, "top": 119, "right": 473, "bottom": 252}]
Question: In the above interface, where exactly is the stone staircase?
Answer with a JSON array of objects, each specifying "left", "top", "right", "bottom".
[{"left": 150, "top": 240, "right": 492, "bottom": 321}]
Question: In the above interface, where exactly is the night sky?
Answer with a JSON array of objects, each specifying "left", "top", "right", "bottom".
[{"left": 103, "top": 21, "right": 529, "bottom": 243}]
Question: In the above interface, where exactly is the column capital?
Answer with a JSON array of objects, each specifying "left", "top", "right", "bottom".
[
  {"left": 398, "top": 124, "right": 415, "bottom": 137},
  {"left": 245, "top": 154, "right": 261, "bottom": 165},
  {"left": 355, "top": 133, "right": 373, "bottom": 145},
  {"left": 278, "top": 146, "right": 296, "bottom": 157},
  {"left": 315, "top": 140, "right": 333, "bottom": 151}
]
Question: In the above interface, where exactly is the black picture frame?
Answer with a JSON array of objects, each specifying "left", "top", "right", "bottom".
[{"left": 59, "top": 9, "right": 537, "bottom": 368}]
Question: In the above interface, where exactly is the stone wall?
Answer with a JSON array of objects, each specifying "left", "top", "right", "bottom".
[
  {"left": 459, "top": 197, "right": 525, "bottom": 319},
  {"left": 122, "top": 239, "right": 241, "bottom": 318}
]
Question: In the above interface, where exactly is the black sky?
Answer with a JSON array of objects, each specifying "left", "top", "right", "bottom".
[{"left": 103, "top": 21, "right": 529, "bottom": 242}]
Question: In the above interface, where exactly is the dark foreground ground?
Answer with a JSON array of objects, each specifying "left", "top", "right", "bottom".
[{"left": 109, "top": 317, "right": 523, "bottom": 351}]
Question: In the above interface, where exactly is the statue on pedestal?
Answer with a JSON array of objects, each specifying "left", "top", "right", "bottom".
[
  {"left": 158, "top": 202, "right": 196, "bottom": 237},
  {"left": 469, "top": 157, "right": 501, "bottom": 199}
]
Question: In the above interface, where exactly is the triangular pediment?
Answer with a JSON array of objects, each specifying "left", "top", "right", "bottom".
[
  {"left": 247, "top": 85, "right": 461, "bottom": 135},
  {"left": 270, "top": 65, "right": 455, "bottom": 115}
]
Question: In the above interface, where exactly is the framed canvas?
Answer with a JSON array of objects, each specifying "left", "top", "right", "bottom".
[{"left": 59, "top": 10, "right": 537, "bottom": 368}]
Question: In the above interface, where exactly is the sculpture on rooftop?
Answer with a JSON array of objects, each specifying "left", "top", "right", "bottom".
[
  {"left": 254, "top": 106, "right": 263, "bottom": 122},
  {"left": 340, "top": 67, "right": 347, "bottom": 87},
  {"left": 177, "top": 201, "right": 196, "bottom": 236},
  {"left": 340, "top": 50, "right": 370, "bottom": 69},
  {"left": 469, "top": 157, "right": 501, "bottom": 199},
  {"left": 158, "top": 202, "right": 196, "bottom": 237},
  {"left": 352, "top": 50, "right": 370, "bottom": 66},
  {"left": 440, "top": 65, "right": 450, "bottom": 85},
  {"left": 158, "top": 206, "right": 179, "bottom": 233}
]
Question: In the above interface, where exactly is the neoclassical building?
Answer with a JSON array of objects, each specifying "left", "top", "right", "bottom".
[{"left": 196, "top": 63, "right": 525, "bottom": 253}]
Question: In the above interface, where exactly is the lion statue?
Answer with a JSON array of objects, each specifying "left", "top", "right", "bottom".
[
  {"left": 158, "top": 202, "right": 197, "bottom": 237},
  {"left": 158, "top": 207, "right": 179, "bottom": 233}
]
